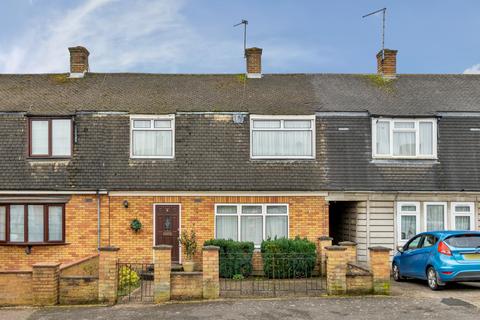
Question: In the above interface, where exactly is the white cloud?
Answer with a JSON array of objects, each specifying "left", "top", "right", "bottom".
[{"left": 464, "top": 64, "right": 480, "bottom": 74}]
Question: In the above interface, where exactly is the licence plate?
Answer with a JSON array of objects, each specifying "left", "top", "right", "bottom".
[{"left": 463, "top": 253, "right": 480, "bottom": 260}]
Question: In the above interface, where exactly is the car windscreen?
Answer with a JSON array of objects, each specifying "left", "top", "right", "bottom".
[{"left": 445, "top": 235, "right": 480, "bottom": 248}]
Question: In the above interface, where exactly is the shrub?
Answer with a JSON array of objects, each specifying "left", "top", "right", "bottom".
[
  {"left": 261, "top": 237, "right": 317, "bottom": 279},
  {"left": 204, "top": 239, "right": 255, "bottom": 278},
  {"left": 179, "top": 228, "right": 198, "bottom": 261},
  {"left": 118, "top": 266, "right": 140, "bottom": 291}
]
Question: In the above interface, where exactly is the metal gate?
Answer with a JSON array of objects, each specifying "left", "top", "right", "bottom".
[
  {"left": 219, "top": 253, "right": 325, "bottom": 298},
  {"left": 117, "top": 262, "right": 154, "bottom": 303}
]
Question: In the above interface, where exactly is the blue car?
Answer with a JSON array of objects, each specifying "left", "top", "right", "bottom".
[{"left": 392, "top": 231, "right": 480, "bottom": 290}]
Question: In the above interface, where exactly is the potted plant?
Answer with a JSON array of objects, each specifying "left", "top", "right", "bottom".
[{"left": 179, "top": 228, "right": 197, "bottom": 272}]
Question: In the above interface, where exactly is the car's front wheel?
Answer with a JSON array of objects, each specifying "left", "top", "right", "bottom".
[
  {"left": 392, "top": 263, "right": 404, "bottom": 282},
  {"left": 427, "top": 267, "right": 444, "bottom": 290}
]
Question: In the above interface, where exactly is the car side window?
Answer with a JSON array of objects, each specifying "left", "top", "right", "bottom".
[
  {"left": 405, "top": 235, "right": 423, "bottom": 251},
  {"left": 422, "top": 234, "right": 437, "bottom": 248}
]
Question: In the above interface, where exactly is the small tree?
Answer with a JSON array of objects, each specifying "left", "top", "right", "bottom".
[{"left": 180, "top": 228, "right": 197, "bottom": 261}]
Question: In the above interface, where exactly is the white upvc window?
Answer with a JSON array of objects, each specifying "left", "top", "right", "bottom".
[
  {"left": 372, "top": 118, "right": 437, "bottom": 159},
  {"left": 130, "top": 115, "right": 175, "bottom": 159},
  {"left": 215, "top": 204, "right": 289, "bottom": 247},
  {"left": 451, "top": 202, "right": 475, "bottom": 231},
  {"left": 250, "top": 115, "right": 315, "bottom": 159},
  {"left": 397, "top": 202, "right": 420, "bottom": 242},
  {"left": 424, "top": 202, "right": 447, "bottom": 232}
]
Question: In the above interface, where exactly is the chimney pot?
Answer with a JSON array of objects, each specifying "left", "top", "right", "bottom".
[
  {"left": 245, "top": 47, "right": 262, "bottom": 78},
  {"left": 376, "top": 49, "right": 397, "bottom": 79},
  {"left": 68, "top": 46, "right": 89, "bottom": 78}
]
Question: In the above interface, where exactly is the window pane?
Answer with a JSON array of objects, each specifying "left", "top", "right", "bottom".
[
  {"left": 253, "top": 120, "right": 281, "bottom": 129},
  {"left": 154, "top": 120, "right": 171, "bottom": 128},
  {"left": 401, "top": 215, "right": 416, "bottom": 240},
  {"left": 0, "top": 207, "right": 5, "bottom": 241},
  {"left": 48, "top": 206, "right": 63, "bottom": 241},
  {"left": 455, "top": 205, "right": 471, "bottom": 213},
  {"left": 426, "top": 205, "right": 445, "bottom": 231},
  {"left": 401, "top": 205, "right": 417, "bottom": 212},
  {"left": 133, "top": 120, "right": 151, "bottom": 128},
  {"left": 376, "top": 121, "right": 390, "bottom": 154},
  {"left": 28, "top": 205, "right": 44, "bottom": 242},
  {"left": 455, "top": 216, "right": 471, "bottom": 230},
  {"left": 133, "top": 131, "right": 172, "bottom": 157},
  {"left": 252, "top": 130, "right": 312, "bottom": 157},
  {"left": 284, "top": 120, "right": 311, "bottom": 129},
  {"left": 394, "top": 121, "right": 414, "bottom": 129},
  {"left": 406, "top": 236, "right": 422, "bottom": 250},
  {"left": 266, "top": 205, "right": 287, "bottom": 214},
  {"left": 393, "top": 132, "right": 415, "bottom": 156},
  {"left": 419, "top": 122, "right": 433, "bottom": 155},
  {"left": 241, "top": 205, "right": 262, "bottom": 214},
  {"left": 217, "top": 205, "right": 237, "bottom": 214},
  {"left": 52, "top": 119, "right": 71, "bottom": 156},
  {"left": 216, "top": 216, "right": 238, "bottom": 240},
  {"left": 241, "top": 216, "right": 263, "bottom": 246},
  {"left": 266, "top": 216, "right": 287, "bottom": 239},
  {"left": 10, "top": 205, "right": 24, "bottom": 242},
  {"left": 31, "top": 120, "right": 49, "bottom": 155}
]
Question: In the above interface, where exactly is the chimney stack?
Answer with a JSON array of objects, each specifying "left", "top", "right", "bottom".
[
  {"left": 376, "top": 49, "right": 397, "bottom": 79},
  {"left": 68, "top": 46, "right": 89, "bottom": 78},
  {"left": 245, "top": 47, "right": 262, "bottom": 78}
]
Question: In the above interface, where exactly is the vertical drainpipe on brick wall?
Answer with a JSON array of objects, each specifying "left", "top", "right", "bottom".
[{"left": 97, "top": 190, "right": 101, "bottom": 250}]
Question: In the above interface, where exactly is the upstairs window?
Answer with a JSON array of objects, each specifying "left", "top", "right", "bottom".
[
  {"left": 29, "top": 119, "right": 72, "bottom": 158},
  {"left": 250, "top": 115, "right": 315, "bottom": 159},
  {"left": 372, "top": 118, "right": 437, "bottom": 159},
  {"left": 130, "top": 115, "right": 175, "bottom": 159}
]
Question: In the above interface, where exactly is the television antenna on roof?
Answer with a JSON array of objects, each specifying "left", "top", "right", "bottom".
[
  {"left": 234, "top": 19, "right": 248, "bottom": 57},
  {"left": 362, "top": 8, "right": 387, "bottom": 59}
]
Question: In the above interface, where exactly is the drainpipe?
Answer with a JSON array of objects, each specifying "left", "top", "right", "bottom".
[{"left": 97, "top": 190, "right": 101, "bottom": 250}]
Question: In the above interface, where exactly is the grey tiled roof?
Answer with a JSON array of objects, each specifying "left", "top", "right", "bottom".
[{"left": 1, "top": 73, "right": 480, "bottom": 115}]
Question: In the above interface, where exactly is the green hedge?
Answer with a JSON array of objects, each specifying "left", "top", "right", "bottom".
[
  {"left": 261, "top": 237, "right": 317, "bottom": 279},
  {"left": 204, "top": 239, "right": 255, "bottom": 278}
]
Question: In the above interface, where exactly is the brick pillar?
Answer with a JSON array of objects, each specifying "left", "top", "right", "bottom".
[
  {"left": 325, "top": 246, "right": 347, "bottom": 295},
  {"left": 98, "top": 247, "right": 119, "bottom": 304},
  {"left": 317, "top": 236, "right": 333, "bottom": 276},
  {"left": 339, "top": 241, "right": 357, "bottom": 264},
  {"left": 32, "top": 263, "right": 60, "bottom": 306},
  {"left": 369, "top": 246, "right": 391, "bottom": 295},
  {"left": 153, "top": 245, "right": 172, "bottom": 303},
  {"left": 202, "top": 246, "right": 219, "bottom": 299}
]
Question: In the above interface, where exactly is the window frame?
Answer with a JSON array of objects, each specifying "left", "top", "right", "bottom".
[
  {"left": 0, "top": 204, "right": 65, "bottom": 245},
  {"left": 372, "top": 118, "right": 437, "bottom": 159},
  {"left": 28, "top": 118, "right": 73, "bottom": 158},
  {"left": 214, "top": 203, "right": 289, "bottom": 248},
  {"left": 451, "top": 202, "right": 475, "bottom": 231},
  {"left": 129, "top": 114, "right": 175, "bottom": 159},
  {"left": 424, "top": 202, "right": 448, "bottom": 232},
  {"left": 250, "top": 115, "right": 316, "bottom": 160},
  {"left": 396, "top": 202, "right": 421, "bottom": 243}
]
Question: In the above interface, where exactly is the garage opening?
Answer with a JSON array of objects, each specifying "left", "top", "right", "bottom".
[{"left": 329, "top": 201, "right": 360, "bottom": 245}]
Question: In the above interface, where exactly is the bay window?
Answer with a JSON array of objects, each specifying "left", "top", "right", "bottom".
[
  {"left": 130, "top": 115, "right": 175, "bottom": 158},
  {"left": 451, "top": 202, "right": 475, "bottom": 231},
  {"left": 29, "top": 118, "right": 72, "bottom": 157},
  {"left": 215, "top": 204, "right": 289, "bottom": 247},
  {"left": 0, "top": 204, "right": 65, "bottom": 244},
  {"left": 372, "top": 118, "right": 437, "bottom": 159},
  {"left": 250, "top": 115, "right": 315, "bottom": 159}
]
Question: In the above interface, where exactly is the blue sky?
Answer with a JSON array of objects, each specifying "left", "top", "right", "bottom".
[{"left": 1, "top": 0, "right": 480, "bottom": 74}]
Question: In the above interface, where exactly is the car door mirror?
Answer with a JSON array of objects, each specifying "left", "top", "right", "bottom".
[{"left": 397, "top": 246, "right": 404, "bottom": 253}]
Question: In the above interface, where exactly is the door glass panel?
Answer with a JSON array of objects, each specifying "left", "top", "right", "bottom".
[{"left": 164, "top": 216, "right": 172, "bottom": 231}]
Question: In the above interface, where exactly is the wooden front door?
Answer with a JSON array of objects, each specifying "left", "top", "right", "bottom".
[{"left": 155, "top": 205, "right": 180, "bottom": 263}]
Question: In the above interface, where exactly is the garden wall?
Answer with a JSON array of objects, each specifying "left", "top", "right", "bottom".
[{"left": 0, "top": 271, "right": 33, "bottom": 306}]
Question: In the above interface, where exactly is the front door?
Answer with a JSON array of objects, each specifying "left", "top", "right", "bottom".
[{"left": 155, "top": 205, "right": 180, "bottom": 263}]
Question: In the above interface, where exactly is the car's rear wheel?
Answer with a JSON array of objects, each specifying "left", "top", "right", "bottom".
[
  {"left": 392, "top": 263, "right": 404, "bottom": 281},
  {"left": 427, "top": 267, "right": 444, "bottom": 291}
]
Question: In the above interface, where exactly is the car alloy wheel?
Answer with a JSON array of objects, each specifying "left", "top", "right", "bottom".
[
  {"left": 427, "top": 267, "right": 442, "bottom": 290},
  {"left": 392, "top": 263, "right": 403, "bottom": 281}
]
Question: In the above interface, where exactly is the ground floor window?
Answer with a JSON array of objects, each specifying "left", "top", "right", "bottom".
[
  {"left": 215, "top": 204, "right": 288, "bottom": 247},
  {"left": 424, "top": 202, "right": 447, "bottom": 231},
  {"left": 451, "top": 202, "right": 475, "bottom": 231},
  {"left": 397, "top": 202, "right": 420, "bottom": 241},
  {"left": 0, "top": 204, "right": 64, "bottom": 244}
]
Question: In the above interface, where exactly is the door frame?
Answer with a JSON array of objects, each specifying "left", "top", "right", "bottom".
[{"left": 153, "top": 203, "right": 182, "bottom": 264}]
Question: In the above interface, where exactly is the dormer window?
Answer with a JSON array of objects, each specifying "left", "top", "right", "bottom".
[
  {"left": 372, "top": 118, "right": 437, "bottom": 159},
  {"left": 29, "top": 118, "right": 72, "bottom": 158},
  {"left": 130, "top": 115, "right": 175, "bottom": 159},
  {"left": 250, "top": 115, "right": 315, "bottom": 159}
]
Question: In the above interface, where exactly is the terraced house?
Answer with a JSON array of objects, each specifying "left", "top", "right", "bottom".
[{"left": 0, "top": 46, "right": 479, "bottom": 270}]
